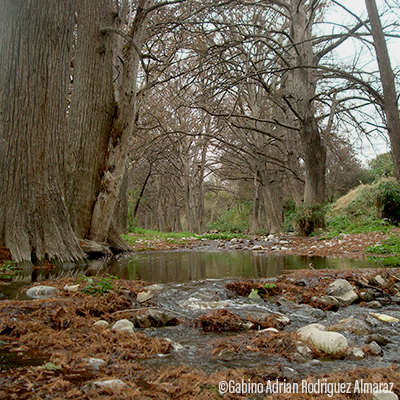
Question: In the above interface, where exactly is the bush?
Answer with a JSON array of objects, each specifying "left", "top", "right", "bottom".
[
  {"left": 291, "top": 203, "right": 326, "bottom": 236},
  {"left": 376, "top": 179, "right": 400, "bottom": 224}
]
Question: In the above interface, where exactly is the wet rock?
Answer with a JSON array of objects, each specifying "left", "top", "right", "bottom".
[
  {"left": 370, "top": 312, "right": 399, "bottom": 323},
  {"left": 277, "top": 297, "right": 325, "bottom": 319},
  {"left": 326, "top": 279, "right": 358, "bottom": 305},
  {"left": 366, "top": 341, "right": 383, "bottom": 355},
  {"left": 372, "top": 392, "right": 398, "bottom": 400},
  {"left": 366, "top": 334, "right": 390, "bottom": 346},
  {"left": 370, "top": 274, "right": 388, "bottom": 287},
  {"left": 137, "top": 290, "right": 154, "bottom": 303},
  {"left": 329, "top": 318, "right": 372, "bottom": 335},
  {"left": 93, "top": 320, "right": 109, "bottom": 329},
  {"left": 346, "top": 347, "right": 365, "bottom": 360},
  {"left": 26, "top": 285, "right": 57, "bottom": 299},
  {"left": 359, "top": 289, "right": 375, "bottom": 302},
  {"left": 111, "top": 319, "right": 134, "bottom": 334},
  {"left": 314, "top": 295, "right": 340, "bottom": 311},
  {"left": 145, "top": 309, "right": 179, "bottom": 327},
  {"left": 365, "top": 300, "right": 383, "bottom": 309},
  {"left": 91, "top": 379, "right": 127, "bottom": 390},
  {"left": 82, "top": 357, "right": 106, "bottom": 370},
  {"left": 297, "top": 323, "right": 348, "bottom": 354},
  {"left": 179, "top": 300, "right": 230, "bottom": 310}
]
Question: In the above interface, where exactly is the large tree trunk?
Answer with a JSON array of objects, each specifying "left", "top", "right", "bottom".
[
  {"left": 287, "top": 0, "right": 327, "bottom": 205},
  {"left": 365, "top": 0, "right": 400, "bottom": 181},
  {"left": 66, "top": 0, "right": 115, "bottom": 239},
  {"left": 0, "top": 0, "right": 84, "bottom": 263},
  {"left": 89, "top": 0, "right": 152, "bottom": 243}
]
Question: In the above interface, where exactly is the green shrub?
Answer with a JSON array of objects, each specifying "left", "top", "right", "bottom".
[
  {"left": 376, "top": 179, "right": 400, "bottom": 224},
  {"left": 291, "top": 203, "right": 326, "bottom": 236}
]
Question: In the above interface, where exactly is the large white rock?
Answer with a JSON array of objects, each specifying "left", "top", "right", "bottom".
[
  {"left": 137, "top": 290, "right": 154, "bottom": 303},
  {"left": 111, "top": 319, "right": 134, "bottom": 334},
  {"left": 297, "top": 323, "right": 348, "bottom": 354},
  {"left": 26, "top": 285, "right": 57, "bottom": 299},
  {"left": 372, "top": 392, "right": 398, "bottom": 400},
  {"left": 326, "top": 279, "right": 358, "bottom": 305}
]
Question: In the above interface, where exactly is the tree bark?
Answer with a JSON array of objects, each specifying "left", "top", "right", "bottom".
[
  {"left": 0, "top": 0, "right": 84, "bottom": 263},
  {"left": 65, "top": 0, "right": 115, "bottom": 239},
  {"left": 89, "top": 0, "right": 152, "bottom": 243},
  {"left": 365, "top": 0, "right": 400, "bottom": 181}
]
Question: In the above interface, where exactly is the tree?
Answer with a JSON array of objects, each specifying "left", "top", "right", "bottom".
[
  {"left": 0, "top": 0, "right": 84, "bottom": 262},
  {"left": 364, "top": 0, "right": 400, "bottom": 182}
]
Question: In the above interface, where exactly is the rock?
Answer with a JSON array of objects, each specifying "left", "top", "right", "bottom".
[
  {"left": 137, "top": 290, "right": 154, "bottom": 303},
  {"left": 91, "top": 379, "right": 127, "bottom": 390},
  {"left": 63, "top": 284, "right": 79, "bottom": 293},
  {"left": 315, "top": 295, "right": 340, "bottom": 311},
  {"left": 370, "top": 312, "right": 399, "bottom": 323},
  {"left": 93, "top": 320, "right": 109, "bottom": 329},
  {"left": 297, "top": 323, "right": 348, "bottom": 354},
  {"left": 136, "top": 314, "right": 152, "bottom": 328},
  {"left": 179, "top": 300, "right": 229, "bottom": 310},
  {"left": 366, "top": 334, "right": 390, "bottom": 346},
  {"left": 370, "top": 274, "right": 388, "bottom": 287},
  {"left": 145, "top": 309, "right": 179, "bottom": 327},
  {"left": 372, "top": 392, "right": 398, "bottom": 400},
  {"left": 144, "top": 284, "right": 163, "bottom": 292},
  {"left": 80, "top": 239, "right": 112, "bottom": 256},
  {"left": 359, "top": 289, "right": 375, "bottom": 302},
  {"left": 346, "top": 347, "right": 365, "bottom": 360},
  {"left": 82, "top": 357, "right": 106, "bottom": 370},
  {"left": 365, "top": 300, "right": 382, "bottom": 309},
  {"left": 260, "top": 327, "right": 279, "bottom": 333},
  {"left": 26, "top": 285, "right": 57, "bottom": 299},
  {"left": 251, "top": 245, "right": 263, "bottom": 251},
  {"left": 326, "top": 279, "right": 358, "bottom": 305},
  {"left": 111, "top": 319, "right": 134, "bottom": 334},
  {"left": 278, "top": 297, "right": 325, "bottom": 319},
  {"left": 366, "top": 341, "right": 383, "bottom": 355},
  {"left": 329, "top": 318, "right": 372, "bottom": 335},
  {"left": 267, "top": 234, "right": 275, "bottom": 240}
]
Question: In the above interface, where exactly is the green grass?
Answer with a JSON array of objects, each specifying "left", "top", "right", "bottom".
[
  {"left": 365, "top": 234, "right": 400, "bottom": 267},
  {"left": 0, "top": 260, "right": 19, "bottom": 281},
  {"left": 121, "top": 228, "right": 246, "bottom": 246}
]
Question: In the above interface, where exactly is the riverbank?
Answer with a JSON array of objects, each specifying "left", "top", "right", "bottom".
[{"left": 1, "top": 266, "right": 400, "bottom": 399}]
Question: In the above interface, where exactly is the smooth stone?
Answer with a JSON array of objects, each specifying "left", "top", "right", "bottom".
[
  {"left": 365, "top": 300, "right": 383, "bottom": 309},
  {"left": 93, "top": 320, "right": 109, "bottom": 329},
  {"left": 111, "top": 319, "right": 134, "bottom": 334},
  {"left": 326, "top": 279, "right": 358, "bottom": 305},
  {"left": 251, "top": 245, "right": 263, "bottom": 251},
  {"left": 315, "top": 295, "right": 340, "bottom": 311},
  {"left": 26, "top": 285, "right": 56, "bottom": 299},
  {"left": 82, "top": 357, "right": 106, "bottom": 370},
  {"left": 137, "top": 290, "right": 154, "bottom": 303},
  {"left": 372, "top": 392, "right": 398, "bottom": 400},
  {"left": 298, "top": 323, "right": 348, "bottom": 354}
]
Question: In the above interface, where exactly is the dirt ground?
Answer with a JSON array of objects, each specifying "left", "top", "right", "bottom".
[{"left": 1, "top": 231, "right": 400, "bottom": 399}]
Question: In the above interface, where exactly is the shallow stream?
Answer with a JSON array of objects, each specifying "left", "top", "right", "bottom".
[{"left": 1, "top": 247, "right": 399, "bottom": 378}]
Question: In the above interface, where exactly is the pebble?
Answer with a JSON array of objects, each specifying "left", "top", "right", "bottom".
[
  {"left": 93, "top": 320, "right": 109, "bottom": 329},
  {"left": 111, "top": 319, "right": 135, "bottom": 334}
]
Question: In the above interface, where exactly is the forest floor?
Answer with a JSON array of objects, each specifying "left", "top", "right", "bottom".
[
  {"left": 126, "top": 228, "right": 400, "bottom": 259},
  {"left": 1, "top": 229, "right": 400, "bottom": 399}
]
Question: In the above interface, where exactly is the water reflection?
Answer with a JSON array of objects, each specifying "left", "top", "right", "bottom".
[{"left": 103, "top": 251, "right": 375, "bottom": 283}]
